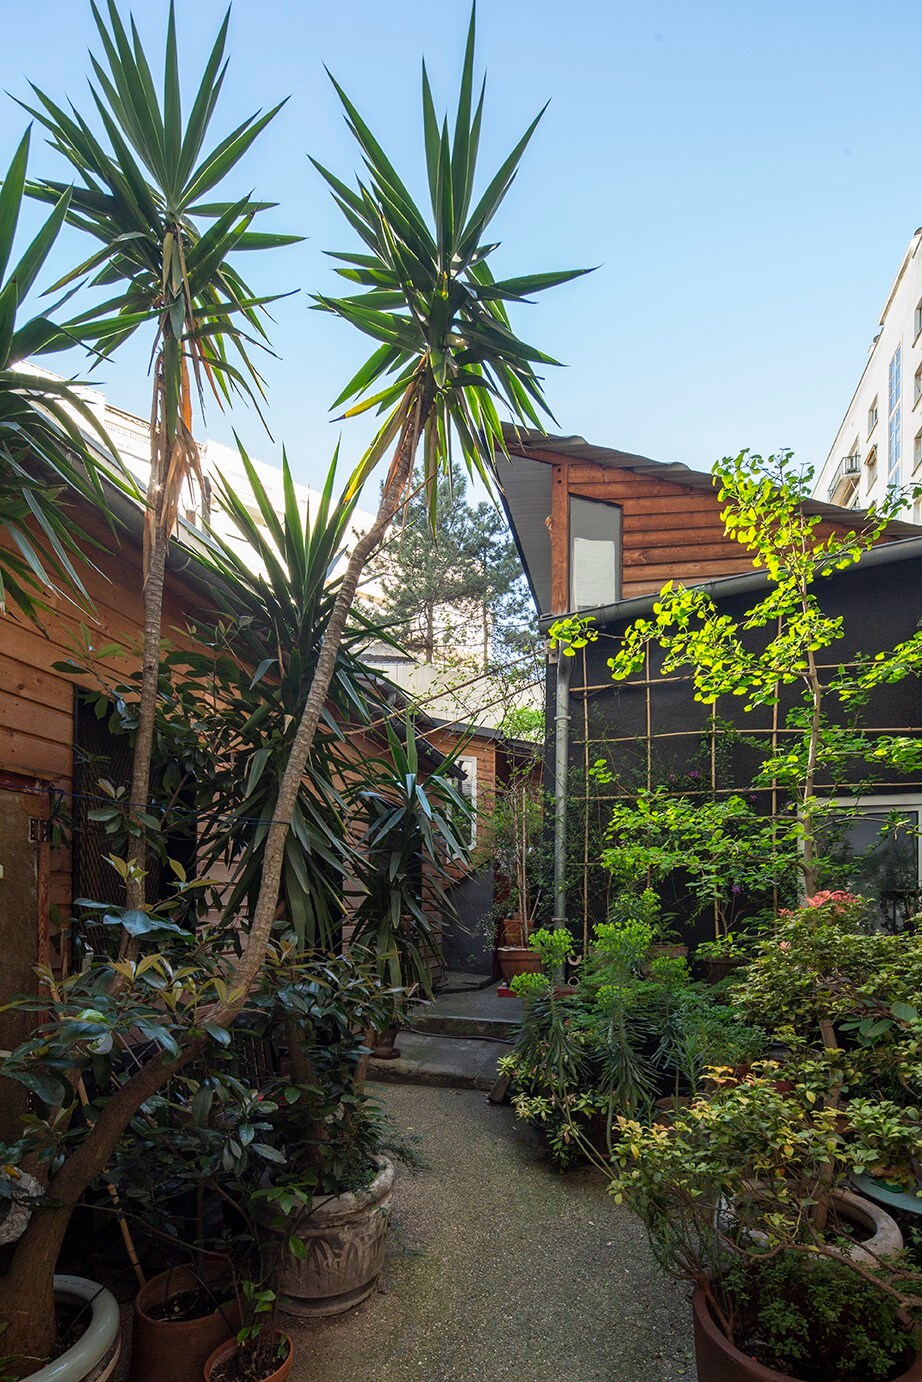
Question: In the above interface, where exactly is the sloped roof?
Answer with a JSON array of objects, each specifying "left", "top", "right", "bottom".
[{"left": 496, "top": 426, "right": 922, "bottom": 618}]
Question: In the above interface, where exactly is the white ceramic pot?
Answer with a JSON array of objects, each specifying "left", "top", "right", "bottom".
[{"left": 24, "top": 1276, "right": 121, "bottom": 1382}]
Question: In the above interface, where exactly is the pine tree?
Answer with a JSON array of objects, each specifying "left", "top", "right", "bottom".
[{"left": 371, "top": 464, "right": 532, "bottom": 667}]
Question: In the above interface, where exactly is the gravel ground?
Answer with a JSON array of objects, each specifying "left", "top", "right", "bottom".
[{"left": 289, "top": 1084, "right": 694, "bottom": 1382}]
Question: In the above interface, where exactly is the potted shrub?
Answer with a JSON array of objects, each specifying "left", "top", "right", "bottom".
[
  {"left": 239, "top": 945, "right": 401, "bottom": 1318},
  {"left": 695, "top": 930, "right": 757, "bottom": 984},
  {"left": 203, "top": 1282, "right": 292, "bottom": 1382},
  {"left": 608, "top": 1069, "right": 921, "bottom": 1381}
]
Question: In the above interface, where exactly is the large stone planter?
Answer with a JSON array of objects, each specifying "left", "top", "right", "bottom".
[
  {"left": 729, "top": 1186, "right": 903, "bottom": 1266},
  {"left": 273, "top": 1157, "right": 394, "bottom": 1317},
  {"left": 692, "top": 1284, "right": 922, "bottom": 1381}
]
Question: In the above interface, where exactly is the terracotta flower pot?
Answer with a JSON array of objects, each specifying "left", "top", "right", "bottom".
[
  {"left": 497, "top": 946, "right": 542, "bottom": 981},
  {"left": 271, "top": 1157, "right": 393, "bottom": 1318},
  {"left": 691, "top": 1285, "right": 922, "bottom": 1381},
  {"left": 203, "top": 1331, "right": 293, "bottom": 1382},
  {"left": 131, "top": 1264, "right": 239, "bottom": 1382},
  {"left": 703, "top": 956, "right": 748, "bottom": 984}
]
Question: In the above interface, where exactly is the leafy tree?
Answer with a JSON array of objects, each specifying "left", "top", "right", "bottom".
[
  {"left": 581, "top": 450, "right": 922, "bottom": 899},
  {"left": 23, "top": 0, "right": 298, "bottom": 910},
  {"left": 372, "top": 463, "right": 478, "bottom": 659}
]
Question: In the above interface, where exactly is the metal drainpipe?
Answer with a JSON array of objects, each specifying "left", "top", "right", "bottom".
[{"left": 551, "top": 646, "right": 572, "bottom": 931}]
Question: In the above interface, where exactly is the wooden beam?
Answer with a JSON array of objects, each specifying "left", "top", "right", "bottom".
[{"left": 550, "top": 462, "right": 569, "bottom": 613}]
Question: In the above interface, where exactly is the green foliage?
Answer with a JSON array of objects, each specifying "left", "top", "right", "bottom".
[
  {"left": 601, "top": 788, "right": 795, "bottom": 937},
  {"left": 369, "top": 461, "right": 531, "bottom": 664},
  {"left": 528, "top": 925, "right": 575, "bottom": 973},
  {"left": 23, "top": 1, "right": 297, "bottom": 435},
  {"left": 347, "top": 715, "right": 474, "bottom": 994},
  {"left": 596, "top": 449, "right": 922, "bottom": 897},
  {"left": 314, "top": 6, "right": 592, "bottom": 509},
  {"left": 0, "top": 130, "right": 129, "bottom": 620},
  {"left": 719, "top": 1253, "right": 915, "bottom": 1382},
  {"left": 502, "top": 920, "right": 760, "bottom": 1165}
]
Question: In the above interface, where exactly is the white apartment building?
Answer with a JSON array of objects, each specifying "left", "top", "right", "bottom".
[{"left": 815, "top": 229, "right": 922, "bottom": 522}]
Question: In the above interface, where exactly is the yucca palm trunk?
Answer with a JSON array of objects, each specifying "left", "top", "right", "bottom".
[
  {"left": 220, "top": 380, "right": 433, "bottom": 1003},
  {"left": 125, "top": 352, "right": 195, "bottom": 911}
]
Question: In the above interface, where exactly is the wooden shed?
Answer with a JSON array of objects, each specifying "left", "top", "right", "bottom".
[{"left": 495, "top": 428, "right": 922, "bottom": 945}]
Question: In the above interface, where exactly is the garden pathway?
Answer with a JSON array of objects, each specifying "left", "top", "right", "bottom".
[{"left": 291, "top": 1083, "right": 694, "bottom": 1381}]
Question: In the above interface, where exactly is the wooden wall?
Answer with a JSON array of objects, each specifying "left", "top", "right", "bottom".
[
  {"left": 517, "top": 447, "right": 856, "bottom": 609},
  {"left": 0, "top": 508, "right": 215, "bottom": 924}
]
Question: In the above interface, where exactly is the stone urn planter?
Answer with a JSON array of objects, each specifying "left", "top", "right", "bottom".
[
  {"left": 692, "top": 1284, "right": 922, "bottom": 1381},
  {"left": 497, "top": 946, "right": 542, "bottom": 982},
  {"left": 131, "top": 1263, "right": 239, "bottom": 1382},
  {"left": 203, "top": 1331, "right": 293, "bottom": 1382},
  {"left": 23, "top": 1276, "right": 120, "bottom": 1382},
  {"left": 272, "top": 1156, "right": 394, "bottom": 1317}
]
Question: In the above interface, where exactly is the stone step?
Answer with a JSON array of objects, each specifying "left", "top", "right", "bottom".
[
  {"left": 410, "top": 1012, "right": 519, "bottom": 1042},
  {"left": 368, "top": 1031, "right": 507, "bottom": 1091}
]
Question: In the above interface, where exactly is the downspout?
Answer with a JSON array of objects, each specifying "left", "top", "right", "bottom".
[{"left": 552, "top": 646, "right": 572, "bottom": 931}]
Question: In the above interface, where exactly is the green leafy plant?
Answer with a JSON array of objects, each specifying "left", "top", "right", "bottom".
[
  {"left": 589, "top": 450, "right": 922, "bottom": 902},
  {"left": 23, "top": 0, "right": 298, "bottom": 910},
  {"left": 0, "top": 130, "right": 128, "bottom": 620},
  {"left": 347, "top": 716, "right": 474, "bottom": 995}
]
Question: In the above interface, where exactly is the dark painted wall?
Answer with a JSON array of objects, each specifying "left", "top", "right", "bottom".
[{"left": 549, "top": 553, "right": 922, "bottom": 944}]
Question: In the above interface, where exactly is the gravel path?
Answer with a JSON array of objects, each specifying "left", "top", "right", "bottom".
[{"left": 290, "top": 1084, "right": 694, "bottom": 1381}]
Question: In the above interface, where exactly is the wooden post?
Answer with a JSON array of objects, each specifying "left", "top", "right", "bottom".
[{"left": 550, "top": 463, "right": 570, "bottom": 614}]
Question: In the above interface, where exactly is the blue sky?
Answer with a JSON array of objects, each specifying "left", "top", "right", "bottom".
[{"left": 3, "top": 0, "right": 921, "bottom": 492}]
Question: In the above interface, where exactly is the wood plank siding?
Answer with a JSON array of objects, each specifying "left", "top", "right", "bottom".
[
  {"left": 515, "top": 447, "right": 856, "bottom": 606},
  {"left": 0, "top": 508, "right": 219, "bottom": 920}
]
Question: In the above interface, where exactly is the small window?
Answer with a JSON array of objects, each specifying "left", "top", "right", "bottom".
[
  {"left": 569, "top": 495, "right": 620, "bottom": 610},
  {"left": 457, "top": 755, "right": 478, "bottom": 846},
  {"left": 914, "top": 428, "right": 922, "bottom": 474},
  {"left": 867, "top": 397, "right": 878, "bottom": 435},
  {"left": 915, "top": 363, "right": 922, "bottom": 405},
  {"left": 817, "top": 794, "right": 922, "bottom": 928},
  {"left": 915, "top": 298, "right": 922, "bottom": 342},
  {"left": 865, "top": 446, "right": 877, "bottom": 487}
]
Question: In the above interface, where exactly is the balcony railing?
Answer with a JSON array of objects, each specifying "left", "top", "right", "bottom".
[{"left": 827, "top": 453, "right": 861, "bottom": 503}]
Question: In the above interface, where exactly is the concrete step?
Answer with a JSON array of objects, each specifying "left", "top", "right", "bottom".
[
  {"left": 411, "top": 1012, "right": 519, "bottom": 1041},
  {"left": 368, "top": 1030, "right": 508, "bottom": 1091}
]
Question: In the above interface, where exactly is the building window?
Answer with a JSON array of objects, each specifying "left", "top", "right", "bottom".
[
  {"left": 569, "top": 495, "right": 620, "bottom": 610},
  {"left": 457, "top": 755, "right": 478, "bottom": 846},
  {"left": 914, "top": 428, "right": 922, "bottom": 475},
  {"left": 867, "top": 398, "right": 878, "bottom": 435},
  {"left": 915, "top": 364, "right": 922, "bottom": 406},
  {"left": 888, "top": 344, "right": 902, "bottom": 485},
  {"left": 865, "top": 446, "right": 877, "bottom": 489},
  {"left": 915, "top": 298, "right": 922, "bottom": 342},
  {"left": 817, "top": 793, "right": 922, "bottom": 928}
]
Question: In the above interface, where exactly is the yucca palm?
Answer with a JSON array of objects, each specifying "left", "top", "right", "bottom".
[
  {"left": 183, "top": 444, "right": 385, "bottom": 944},
  {"left": 0, "top": 130, "right": 128, "bottom": 621},
  {"left": 23, "top": 0, "right": 298, "bottom": 904},
  {"left": 237, "top": 6, "right": 590, "bottom": 996}
]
